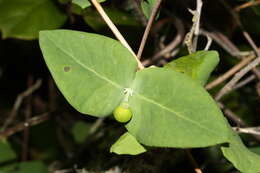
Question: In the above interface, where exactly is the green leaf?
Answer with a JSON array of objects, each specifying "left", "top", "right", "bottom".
[
  {"left": 0, "top": 161, "right": 49, "bottom": 173},
  {"left": 72, "top": 0, "right": 106, "bottom": 9},
  {"left": 71, "top": 4, "right": 83, "bottom": 15},
  {"left": 221, "top": 130, "right": 260, "bottom": 173},
  {"left": 39, "top": 30, "right": 137, "bottom": 117},
  {"left": 165, "top": 51, "right": 219, "bottom": 86},
  {"left": 141, "top": 0, "right": 157, "bottom": 19},
  {"left": 83, "top": 7, "right": 140, "bottom": 31},
  {"left": 126, "top": 67, "right": 230, "bottom": 148},
  {"left": 0, "top": 163, "right": 18, "bottom": 173},
  {"left": 0, "top": 139, "right": 16, "bottom": 163},
  {"left": 71, "top": 121, "right": 91, "bottom": 144},
  {"left": 0, "top": 0, "right": 67, "bottom": 40},
  {"left": 110, "top": 132, "right": 146, "bottom": 155}
]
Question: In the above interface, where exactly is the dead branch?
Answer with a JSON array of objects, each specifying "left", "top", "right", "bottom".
[
  {"left": 137, "top": 0, "right": 162, "bottom": 59},
  {"left": 1, "top": 79, "right": 42, "bottom": 131}
]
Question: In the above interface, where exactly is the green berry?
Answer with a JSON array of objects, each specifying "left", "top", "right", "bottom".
[{"left": 113, "top": 104, "right": 132, "bottom": 123}]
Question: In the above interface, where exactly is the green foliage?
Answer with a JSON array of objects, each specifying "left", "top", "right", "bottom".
[
  {"left": 39, "top": 29, "right": 260, "bottom": 172},
  {"left": 72, "top": 0, "right": 106, "bottom": 9},
  {"left": 40, "top": 30, "right": 230, "bottom": 147},
  {"left": 39, "top": 30, "right": 137, "bottom": 117},
  {"left": 164, "top": 51, "right": 219, "bottom": 86},
  {"left": 0, "top": 0, "right": 259, "bottom": 172},
  {"left": 70, "top": 4, "right": 83, "bottom": 15},
  {"left": 221, "top": 130, "right": 260, "bottom": 173},
  {"left": 0, "top": 161, "right": 49, "bottom": 173},
  {"left": 110, "top": 132, "right": 146, "bottom": 155},
  {"left": 0, "top": 0, "right": 67, "bottom": 39},
  {"left": 126, "top": 67, "right": 230, "bottom": 147},
  {"left": 141, "top": 0, "right": 157, "bottom": 19},
  {"left": 0, "top": 140, "right": 16, "bottom": 163},
  {"left": 71, "top": 121, "right": 91, "bottom": 144}
]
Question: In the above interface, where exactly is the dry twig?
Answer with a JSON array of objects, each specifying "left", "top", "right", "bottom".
[
  {"left": 233, "top": 75, "right": 255, "bottom": 90},
  {"left": 185, "top": 150, "right": 203, "bottom": 173},
  {"left": 204, "top": 34, "right": 212, "bottom": 51},
  {"left": 90, "top": 0, "right": 144, "bottom": 69},
  {"left": 137, "top": 0, "right": 162, "bottom": 59},
  {"left": 200, "top": 29, "right": 249, "bottom": 58},
  {"left": 22, "top": 76, "right": 34, "bottom": 161},
  {"left": 218, "top": 103, "right": 246, "bottom": 127},
  {"left": 184, "top": 0, "right": 203, "bottom": 53},
  {"left": 142, "top": 17, "right": 185, "bottom": 66},
  {"left": 206, "top": 55, "right": 255, "bottom": 90},
  {"left": 215, "top": 56, "right": 260, "bottom": 100},
  {"left": 234, "top": 0, "right": 260, "bottom": 12},
  {"left": 0, "top": 112, "right": 50, "bottom": 139},
  {"left": 1, "top": 79, "right": 42, "bottom": 131},
  {"left": 218, "top": 102, "right": 260, "bottom": 142},
  {"left": 233, "top": 126, "right": 260, "bottom": 136}
]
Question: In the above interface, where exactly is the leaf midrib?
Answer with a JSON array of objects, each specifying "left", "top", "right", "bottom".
[
  {"left": 135, "top": 92, "right": 225, "bottom": 138},
  {"left": 45, "top": 34, "right": 123, "bottom": 90}
]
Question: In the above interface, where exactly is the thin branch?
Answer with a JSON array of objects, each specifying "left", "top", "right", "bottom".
[
  {"left": 185, "top": 150, "right": 203, "bottom": 173},
  {"left": 22, "top": 76, "right": 34, "bottom": 161},
  {"left": 242, "top": 31, "right": 260, "bottom": 57},
  {"left": 142, "top": 17, "right": 185, "bottom": 66},
  {"left": 214, "top": 23, "right": 260, "bottom": 99},
  {"left": 215, "top": 56, "right": 260, "bottom": 100},
  {"left": 90, "top": 0, "right": 144, "bottom": 69},
  {"left": 204, "top": 34, "right": 212, "bottom": 51},
  {"left": 218, "top": 102, "right": 246, "bottom": 127},
  {"left": 0, "top": 112, "right": 50, "bottom": 139},
  {"left": 1, "top": 79, "right": 42, "bottom": 131},
  {"left": 153, "top": 17, "right": 184, "bottom": 58},
  {"left": 137, "top": 0, "right": 162, "bottom": 59},
  {"left": 233, "top": 126, "right": 260, "bottom": 136},
  {"left": 200, "top": 29, "right": 247, "bottom": 58},
  {"left": 218, "top": 0, "right": 260, "bottom": 80},
  {"left": 234, "top": 0, "right": 260, "bottom": 12},
  {"left": 184, "top": 0, "right": 203, "bottom": 53},
  {"left": 88, "top": 118, "right": 104, "bottom": 135},
  {"left": 233, "top": 74, "right": 255, "bottom": 90},
  {"left": 206, "top": 55, "right": 255, "bottom": 90},
  {"left": 192, "top": 0, "right": 203, "bottom": 52},
  {"left": 218, "top": 102, "right": 260, "bottom": 141}
]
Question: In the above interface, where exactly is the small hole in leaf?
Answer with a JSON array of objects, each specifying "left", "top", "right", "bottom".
[{"left": 64, "top": 66, "right": 71, "bottom": 72}]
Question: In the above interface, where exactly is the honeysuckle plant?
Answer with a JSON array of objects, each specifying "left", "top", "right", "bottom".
[
  {"left": 1, "top": 0, "right": 258, "bottom": 171},
  {"left": 39, "top": 29, "right": 260, "bottom": 173}
]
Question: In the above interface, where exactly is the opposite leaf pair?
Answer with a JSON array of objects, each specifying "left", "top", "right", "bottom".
[
  {"left": 39, "top": 30, "right": 260, "bottom": 173},
  {"left": 39, "top": 30, "right": 229, "bottom": 148}
]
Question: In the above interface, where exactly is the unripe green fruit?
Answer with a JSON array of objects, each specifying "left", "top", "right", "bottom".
[{"left": 113, "top": 104, "right": 132, "bottom": 123}]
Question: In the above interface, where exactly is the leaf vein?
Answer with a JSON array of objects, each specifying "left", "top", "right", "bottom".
[
  {"left": 45, "top": 34, "right": 122, "bottom": 89},
  {"left": 135, "top": 93, "right": 221, "bottom": 137}
]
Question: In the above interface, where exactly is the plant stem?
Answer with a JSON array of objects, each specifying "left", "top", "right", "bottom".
[
  {"left": 137, "top": 0, "right": 162, "bottom": 59},
  {"left": 206, "top": 54, "right": 255, "bottom": 90},
  {"left": 90, "top": 0, "right": 144, "bottom": 69}
]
